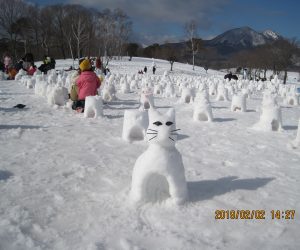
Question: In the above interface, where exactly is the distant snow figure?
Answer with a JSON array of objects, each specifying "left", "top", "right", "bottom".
[
  {"left": 284, "top": 91, "right": 299, "bottom": 106},
  {"left": 140, "top": 87, "right": 155, "bottom": 110},
  {"left": 47, "top": 86, "right": 68, "bottom": 106},
  {"left": 83, "top": 96, "right": 103, "bottom": 118},
  {"left": 102, "top": 83, "right": 117, "bottom": 102},
  {"left": 130, "top": 108, "right": 188, "bottom": 205},
  {"left": 292, "top": 119, "right": 300, "bottom": 148},
  {"left": 193, "top": 92, "right": 213, "bottom": 122},
  {"left": 216, "top": 84, "right": 229, "bottom": 101},
  {"left": 180, "top": 88, "right": 194, "bottom": 104},
  {"left": 231, "top": 93, "right": 247, "bottom": 112},
  {"left": 252, "top": 92, "right": 283, "bottom": 132},
  {"left": 122, "top": 109, "right": 149, "bottom": 142}
]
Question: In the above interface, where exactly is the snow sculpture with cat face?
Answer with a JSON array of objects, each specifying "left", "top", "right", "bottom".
[{"left": 130, "top": 108, "right": 188, "bottom": 205}]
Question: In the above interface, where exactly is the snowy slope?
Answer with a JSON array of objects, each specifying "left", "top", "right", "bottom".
[{"left": 0, "top": 57, "right": 300, "bottom": 250}]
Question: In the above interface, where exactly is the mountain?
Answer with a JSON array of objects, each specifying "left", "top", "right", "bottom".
[{"left": 205, "top": 26, "right": 280, "bottom": 55}]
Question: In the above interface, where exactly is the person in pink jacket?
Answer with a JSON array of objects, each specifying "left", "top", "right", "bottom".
[{"left": 72, "top": 58, "right": 101, "bottom": 112}]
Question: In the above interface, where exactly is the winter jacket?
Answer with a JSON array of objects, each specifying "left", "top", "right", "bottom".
[
  {"left": 76, "top": 71, "right": 101, "bottom": 100},
  {"left": 27, "top": 66, "right": 37, "bottom": 76}
]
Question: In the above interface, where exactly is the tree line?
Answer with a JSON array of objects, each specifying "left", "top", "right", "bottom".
[{"left": 0, "top": 0, "right": 132, "bottom": 67}]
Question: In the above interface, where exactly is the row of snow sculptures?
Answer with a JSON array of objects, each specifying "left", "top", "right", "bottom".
[
  {"left": 84, "top": 96, "right": 103, "bottom": 118},
  {"left": 231, "top": 93, "right": 247, "bottom": 112},
  {"left": 253, "top": 92, "right": 283, "bottom": 132},
  {"left": 130, "top": 108, "right": 188, "bottom": 205},
  {"left": 193, "top": 92, "right": 213, "bottom": 122},
  {"left": 122, "top": 110, "right": 149, "bottom": 142}
]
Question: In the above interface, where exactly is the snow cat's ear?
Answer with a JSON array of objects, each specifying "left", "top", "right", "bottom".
[
  {"left": 166, "top": 108, "right": 175, "bottom": 120},
  {"left": 148, "top": 107, "right": 160, "bottom": 121}
]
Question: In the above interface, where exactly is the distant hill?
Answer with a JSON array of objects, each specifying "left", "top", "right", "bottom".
[{"left": 204, "top": 26, "right": 281, "bottom": 56}]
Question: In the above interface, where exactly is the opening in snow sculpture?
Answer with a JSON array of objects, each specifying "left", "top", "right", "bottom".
[
  {"left": 253, "top": 93, "right": 283, "bottom": 132},
  {"left": 140, "top": 87, "right": 155, "bottom": 110},
  {"left": 231, "top": 93, "right": 247, "bottom": 112},
  {"left": 84, "top": 96, "right": 103, "bottom": 118},
  {"left": 122, "top": 109, "right": 149, "bottom": 142},
  {"left": 130, "top": 108, "right": 188, "bottom": 205},
  {"left": 193, "top": 93, "right": 213, "bottom": 122}
]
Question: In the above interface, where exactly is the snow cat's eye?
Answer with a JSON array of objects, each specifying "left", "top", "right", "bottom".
[
  {"left": 166, "top": 121, "right": 173, "bottom": 126},
  {"left": 153, "top": 121, "right": 163, "bottom": 126}
]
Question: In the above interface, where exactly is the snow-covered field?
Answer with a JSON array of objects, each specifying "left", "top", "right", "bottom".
[{"left": 0, "top": 58, "right": 300, "bottom": 250}]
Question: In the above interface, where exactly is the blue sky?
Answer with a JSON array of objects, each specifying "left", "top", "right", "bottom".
[{"left": 28, "top": 0, "right": 300, "bottom": 45}]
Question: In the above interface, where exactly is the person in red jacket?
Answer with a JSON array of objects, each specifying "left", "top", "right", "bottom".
[
  {"left": 72, "top": 59, "right": 101, "bottom": 112},
  {"left": 27, "top": 62, "right": 37, "bottom": 76}
]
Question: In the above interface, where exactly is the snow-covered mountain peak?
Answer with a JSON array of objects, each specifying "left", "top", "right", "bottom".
[{"left": 263, "top": 30, "right": 279, "bottom": 40}]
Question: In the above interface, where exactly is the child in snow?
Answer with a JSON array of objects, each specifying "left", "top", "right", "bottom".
[
  {"left": 7, "top": 66, "right": 17, "bottom": 80},
  {"left": 72, "top": 59, "right": 101, "bottom": 112},
  {"left": 3, "top": 55, "right": 12, "bottom": 74},
  {"left": 27, "top": 62, "right": 37, "bottom": 76}
]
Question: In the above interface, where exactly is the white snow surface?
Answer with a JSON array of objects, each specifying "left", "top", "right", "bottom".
[{"left": 0, "top": 57, "right": 300, "bottom": 250}]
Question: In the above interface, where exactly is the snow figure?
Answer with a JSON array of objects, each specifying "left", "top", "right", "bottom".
[
  {"left": 140, "top": 87, "right": 155, "bottom": 110},
  {"left": 193, "top": 93, "right": 213, "bottom": 122},
  {"left": 26, "top": 78, "right": 36, "bottom": 89},
  {"left": 180, "top": 88, "right": 194, "bottom": 104},
  {"left": 130, "top": 108, "right": 188, "bottom": 205},
  {"left": 153, "top": 84, "right": 163, "bottom": 95},
  {"left": 130, "top": 80, "right": 139, "bottom": 91},
  {"left": 84, "top": 96, "right": 103, "bottom": 118},
  {"left": 242, "top": 88, "right": 250, "bottom": 98},
  {"left": 15, "top": 69, "right": 27, "bottom": 80},
  {"left": 231, "top": 93, "right": 247, "bottom": 112},
  {"left": 47, "top": 86, "right": 68, "bottom": 106},
  {"left": 216, "top": 84, "right": 229, "bottom": 101},
  {"left": 253, "top": 93, "right": 283, "bottom": 132},
  {"left": 34, "top": 80, "right": 48, "bottom": 97},
  {"left": 284, "top": 91, "right": 299, "bottom": 106},
  {"left": 163, "top": 83, "right": 176, "bottom": 98},
  {"left": 102, "top": 83, "right": 117, "bottom": 102},
  {"left": 122, "top": 109, "right": 149, "bottom": 142},
  {"left": 47, "top": 72, "right": 57, "bottom": 84},
  {"left": 209, "top": 82, "right": 217, "bottom": 96},
  {"left": 292, "top": 119, "right": 300, "bottom": 148},
  {"left": 120, "top": 80, "right": 130, "bottom": 94},
  {"left": 33, "top": 69, "right": 42, "bottom": 76}
]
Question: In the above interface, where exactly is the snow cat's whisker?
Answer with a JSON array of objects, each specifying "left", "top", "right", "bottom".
[
  {"left": 148, "top": 135, "right": 157, "bottom": 141},
  {"left": 146, "top": 132, "right": 158, "bottom": 135},
  {"left": 148, "top": 129, "right": 158, "bottom": 132},
  {"left": 171, "top": 129, "right": 181, "bottom": 132},
  {"left": 169, "top": 137, "right": 175, "bottom": 141}
]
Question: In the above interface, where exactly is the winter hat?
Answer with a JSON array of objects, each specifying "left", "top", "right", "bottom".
[{"left": 79, "top": 59, "right": 91, "bottom": 71}]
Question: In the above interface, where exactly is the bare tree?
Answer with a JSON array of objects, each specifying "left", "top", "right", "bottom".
[
  {"left": 185, "top": 20, "right": 202, "bottom": 70},
  {"left": 0, "top": 0, "right": 28, "bottom": 58},
  {"left": 161, "top": 43, "right": 177, "bottom": 71}
]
